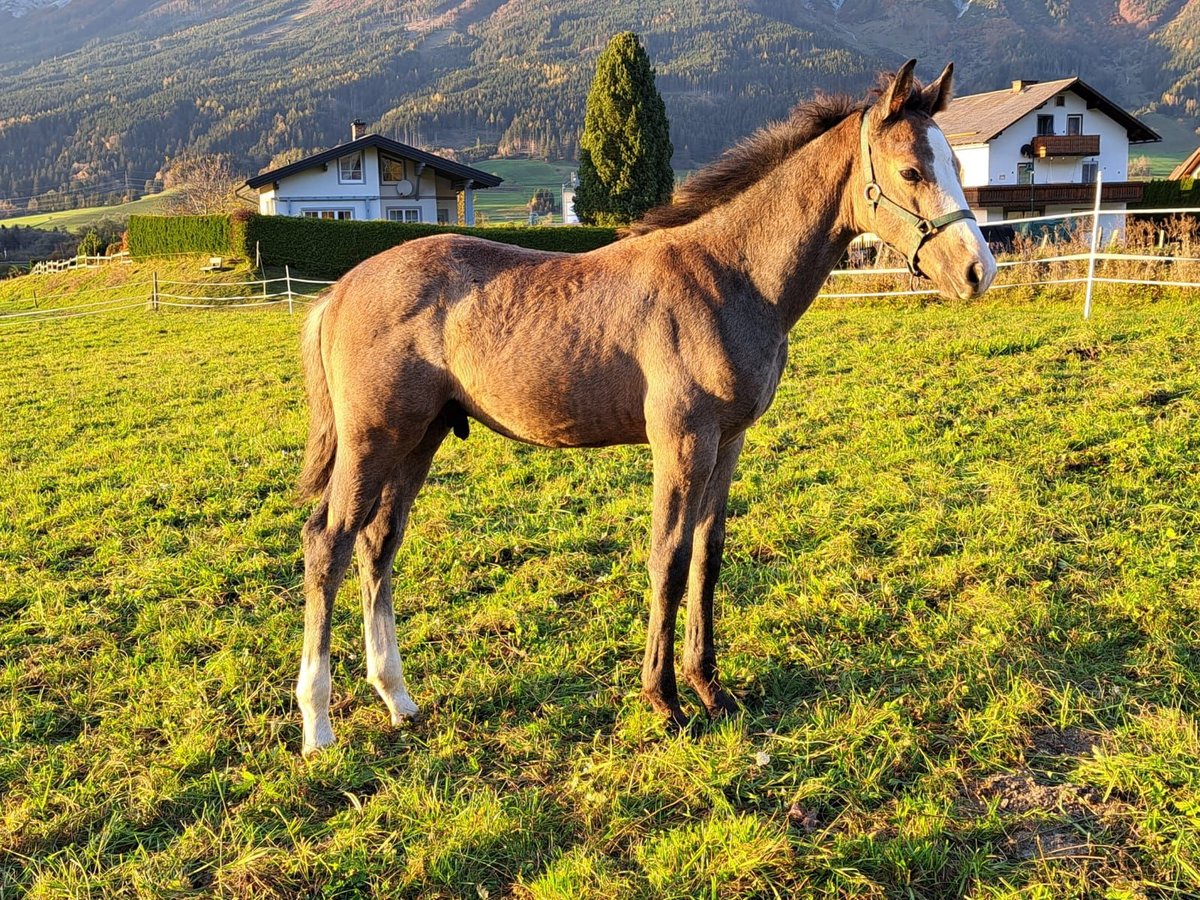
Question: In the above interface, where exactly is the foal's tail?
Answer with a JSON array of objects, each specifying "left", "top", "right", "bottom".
[{"left": 298, "top": 295, "right": 337, "bottom": 501}]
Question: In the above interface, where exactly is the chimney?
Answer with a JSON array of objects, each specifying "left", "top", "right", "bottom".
[
  {"left": 351, "top": 119, "right": 367, "bottom": 140},
  {"left": 1011, "top": 80, "right": 1039, "bottom": 93}
]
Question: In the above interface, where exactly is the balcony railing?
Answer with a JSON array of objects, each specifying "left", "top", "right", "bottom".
[
  {"left": 963, "top": 181, "right": 1145, "bottom": 208},
  {"left": 1031, "top": 134, "right": 1101, "bottom": 157}
]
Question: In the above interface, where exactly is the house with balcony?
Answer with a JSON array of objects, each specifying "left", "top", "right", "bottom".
[
  {"left": 243, "top": 121, "right": 503, "bottom": 225},
  {"left": 934, "top": 78, "right": 1160, "bottom": 225}
]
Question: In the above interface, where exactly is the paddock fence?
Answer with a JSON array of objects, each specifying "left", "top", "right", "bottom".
[
  {"left": 3, "top": 196, "right": 1200, "bottom": 327},
  {"left": 0, "top": 266, "right": 336, "bottom": 326},
  {"left": 820, "top": 190, "right": 1200, "bottom": 319}
]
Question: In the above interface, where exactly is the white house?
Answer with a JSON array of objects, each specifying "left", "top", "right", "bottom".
[
  {"left": 244, "top": 121, "right": 503, "bottom": 225},
  {"left": 934, "top": 78, "right": 1160, "bottom": 225}
]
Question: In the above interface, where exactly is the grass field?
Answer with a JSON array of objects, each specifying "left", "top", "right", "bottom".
[
  {"left": 1137, "top": 115, "right": 1197, "bottom": 179},
  {"left": 0, "top": 193, "right": 177, "bottom": 234},
  {"left": 2, "top": 262, "right": 1199, "bottom": 897},
  {"left": 470, "top": 160, "right": 579, "bottom": 224}
]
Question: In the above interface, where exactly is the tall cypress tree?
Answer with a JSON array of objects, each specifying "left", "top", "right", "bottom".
[{"left": 575, "top": 32, "right": 674, "bottom": 226}]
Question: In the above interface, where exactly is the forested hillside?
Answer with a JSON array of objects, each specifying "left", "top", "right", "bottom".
[{"left": 1, "top": 0, "right": 1197, "bottom": 214}]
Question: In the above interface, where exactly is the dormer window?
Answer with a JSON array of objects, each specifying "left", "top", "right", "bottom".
[
  {"left": 338, "top": 152, "right": 364, "bottom": 184},
  {"left": 380, "top": 156, "right": 407, "bottom": 183}
]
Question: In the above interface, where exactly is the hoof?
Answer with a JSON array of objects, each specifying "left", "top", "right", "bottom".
[
  {"left": 301, "top": 722, "right": 335, "bottom": 756},
  {"left": 385, "top": 691, "right": 420, "bottom": 725},
  {"left": 704, "top": 690, "right": 740, "bottom": 720},
  {"left": 643, "top": 691, "right": 689, "bottom": 732}
]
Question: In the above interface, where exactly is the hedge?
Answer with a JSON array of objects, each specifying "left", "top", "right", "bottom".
[
  {"left": 1131, "top": 178, "right": 1200, "bottom": 210},
  {"left": 127, "top": 214, "right": 239, "bottom": 258},
  {"left": 239, "top": 215, "right": 619, "bottom": 279},
  {"left": 126, "top": 213, "right": 620, "bottom": 278}
]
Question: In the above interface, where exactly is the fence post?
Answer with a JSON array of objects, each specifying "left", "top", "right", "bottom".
[
  {"left": 152, "top": 271, "right": 159, "bottom": 312},
  {"left": 255, "top": 240, "right": 261, "bottom": 272},
  {"left": 1083, "top": 171, "right": 1103, "bottom": 319},
  {"left": 285, "top": 265, "right": 294, "bottom": 315}
]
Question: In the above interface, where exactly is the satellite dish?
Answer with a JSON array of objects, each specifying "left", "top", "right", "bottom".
[
  {"left": 395, "top": 179, "right": 413, "bottom": 196},
  {"left": 1020, "top": 143, "right": 1034, "bottom": 158}
]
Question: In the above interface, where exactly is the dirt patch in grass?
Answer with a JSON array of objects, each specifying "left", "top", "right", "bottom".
[{"left": 959, "top": 728, "right": 1133, "bottom": 871}]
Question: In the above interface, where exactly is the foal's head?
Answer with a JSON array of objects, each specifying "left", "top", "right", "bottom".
[{"left": 853, "top": 60, "right": 997, "bottom": 300}]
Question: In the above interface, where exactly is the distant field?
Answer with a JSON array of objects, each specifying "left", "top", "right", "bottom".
[
  {"left": 471, "top": 159, "right": 579, "bottom": 223},
  {"left": 0, "top": 191, "right": 177, "bottom": 233},
  {"left": 2, "top": 259, "right": 1199, "bottom": 897},
  {"left": 1138, "top": 113, "right": 1198, "bottom": 178}
]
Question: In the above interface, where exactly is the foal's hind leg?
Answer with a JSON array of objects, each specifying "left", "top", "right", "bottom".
[
  {"left": 357, "top": 423, "right": 449, "bottom": 726},
  {"left": 683, "top": 433, "right": 745, "bottom": 718},
  {"left": 298, "top": 432, "right": 408, "bottom": 755}
]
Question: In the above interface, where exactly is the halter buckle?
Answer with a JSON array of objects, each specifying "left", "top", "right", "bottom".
[{"left": 916, "top": 218, "right": 935, "bottom": 237}]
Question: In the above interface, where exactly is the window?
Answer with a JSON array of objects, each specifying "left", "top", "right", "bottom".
[
  {"left": 1036, "top": 115, "right": 1054, "bottom": 136},
  {"left": 338, "top": 152, "right": 363, "bottom": 183},
  {"left": 302, "top": 209, "right": 353, "bottom": 220},
  {"left": 1082, "top": 160, "right": 1098, "bottom": 184},
  {"left": 1018, "top": 162, "right": 1034, "bottom": 185},
  {"left": 1055, "top": 95, "right": 1066, "bottom": 107},
  {"left": 380, "top": 156, "right": 407, "bottom": 183},
  {"left": 1067, "top": 114, "right": 1082, "bottom": 136},
  {"left": 437, "top": 208, "right": 450, "bottom": 225},
  {"left": 388, "top": 208, "right": 421, "bottom": 223}
]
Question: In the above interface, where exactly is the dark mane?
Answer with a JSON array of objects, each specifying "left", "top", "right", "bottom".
[{"left": 622, "top": 75, "right": 936, "bottom": 238}]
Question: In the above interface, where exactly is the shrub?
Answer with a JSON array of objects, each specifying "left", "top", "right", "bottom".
[
  {"left": 128, "top": 214, "right": 234, "bottom": 258},
  {"left": 239, "top": 215, "right": 618, "bottom": 279}
]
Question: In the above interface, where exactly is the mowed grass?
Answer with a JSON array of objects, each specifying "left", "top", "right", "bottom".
[{"left": 1, "top": 278, "right": 1199, "bottom": 897}]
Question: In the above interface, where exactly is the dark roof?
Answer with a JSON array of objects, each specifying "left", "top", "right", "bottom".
[
  {"left": 245, "top": 133, "right": 503, "bottom": 189},
  {"left": 934, "top": 77, "right": 1161, "bottom": 147},
  {"left": 1170, "top": 145, "right": 1200, "bottom": 180}
]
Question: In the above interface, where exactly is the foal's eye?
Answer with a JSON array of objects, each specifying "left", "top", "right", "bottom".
[{"left": 900, "top": 168, "right": 922, "bottom": 184}]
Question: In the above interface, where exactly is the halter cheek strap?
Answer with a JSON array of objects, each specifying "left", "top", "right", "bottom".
[{"left": 859, "top": 112, "right": 975, "bottom": 276}]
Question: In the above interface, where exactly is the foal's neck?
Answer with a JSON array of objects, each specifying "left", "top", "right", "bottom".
[{"left": 706, "top": 115, "right": 861, "bottom": 330}]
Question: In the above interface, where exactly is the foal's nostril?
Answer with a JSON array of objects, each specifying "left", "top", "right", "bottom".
[{"left": 966, "top": 261, "right": 984, "bottom": 288}]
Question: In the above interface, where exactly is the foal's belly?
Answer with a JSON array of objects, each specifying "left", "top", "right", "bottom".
[{"left": 447, "top": 344, "right": 649, "bottom": 448}]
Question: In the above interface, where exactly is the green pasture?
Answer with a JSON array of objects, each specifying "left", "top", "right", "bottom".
[
  {"left": 0, "top": 193, "right": 177, "bottom": 234},
  {"left": 471, "top": 159, "right": 578, "bottom": 223},
  {"left": 1, "top": 261, "right": 1199, "bottom": 897},
  {"left": 1137, "top": 114, "right": 1197, "bottom": 179}
]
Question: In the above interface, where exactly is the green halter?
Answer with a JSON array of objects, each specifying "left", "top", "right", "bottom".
[{"left": 859, "top": 111, "right": 976, "bottom": 276}]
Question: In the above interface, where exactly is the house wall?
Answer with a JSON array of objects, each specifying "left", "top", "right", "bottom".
[
  {"left": 980, "top": 91, "right": 1129, "bottom": 187},
  {"left": 261, "top": 147, "right": 473, "bottom": 224},
  {"left": 955, "top": 145, "right": 990, "bottom": 187}
]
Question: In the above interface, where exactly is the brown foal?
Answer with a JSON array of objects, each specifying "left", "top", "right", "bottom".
[{"left": 294, "top": 60, "right": 996, "bottom": 753}]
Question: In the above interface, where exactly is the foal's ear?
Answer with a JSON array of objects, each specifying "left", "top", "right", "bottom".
[
  {"left": 874, "top": 58, "right": 917, "bottom": 125},
  {"left": 923, "top": 62, "right": 955, "bottom": 114}
]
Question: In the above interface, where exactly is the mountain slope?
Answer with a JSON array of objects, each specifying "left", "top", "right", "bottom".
[{"left": 0, "top": 0, "right": 1196, "bottom": 213}]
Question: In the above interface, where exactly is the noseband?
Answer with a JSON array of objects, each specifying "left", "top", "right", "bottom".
[{"left": 859, "top": 111, "right": 975, "bottom": 276}]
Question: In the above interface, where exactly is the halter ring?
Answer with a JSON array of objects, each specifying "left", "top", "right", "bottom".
[{"left": 864, "top": 183, "right": 882, "bottom": 204}]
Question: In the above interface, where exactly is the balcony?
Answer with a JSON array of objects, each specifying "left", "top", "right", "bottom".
[
  {"left": 1031, "top": 134, "right": 1101, "bottom": 157},
  {"left": 963, "top": 181, "right": 1145, "bottom": 209}
]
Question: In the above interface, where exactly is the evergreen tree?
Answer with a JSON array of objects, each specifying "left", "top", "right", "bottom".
[{"left": 575, "top": 32, "right": 674, "bottom": 226}]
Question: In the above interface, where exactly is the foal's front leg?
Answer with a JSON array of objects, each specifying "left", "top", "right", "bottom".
[
  {"left": 683, "top": 433, "right": 745, "bottom": 717},
  {"left": 642, "top": 423, "right": 720, "bottom": 728}
]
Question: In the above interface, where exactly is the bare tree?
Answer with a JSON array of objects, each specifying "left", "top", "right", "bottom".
[{"left": 161, "top": 153, "right": 249, "bottom": 215}]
